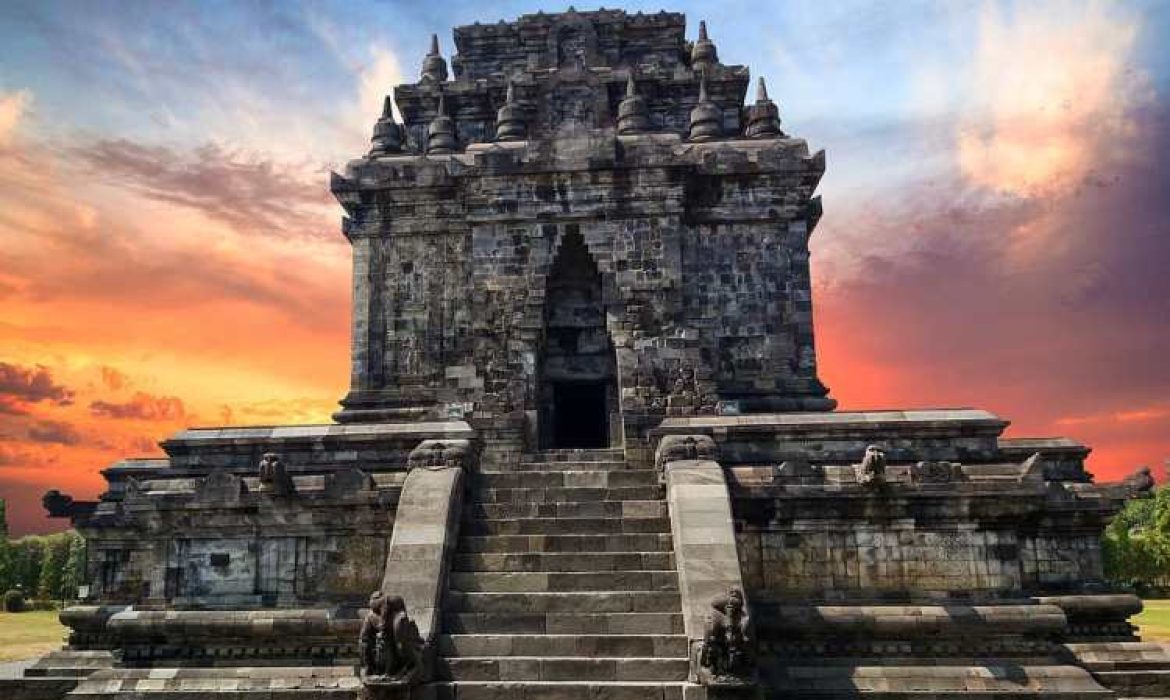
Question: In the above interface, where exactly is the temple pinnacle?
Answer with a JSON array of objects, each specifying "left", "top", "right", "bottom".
[
  {"left": 617, "top": 72, "right": 650, "bottom": 135},
  {"left": 368, "top": 95, "right": 403, "bottom": 156},
  {"left": 691, "top": 19, "right": 718, "bottom": 71},
  {"left": 496, "top": 79, "right": 528, "bottom": 142},
  {"left": 745, "top": 76, "right": 784, "bottom": 139},
  {"left": 688, "top": 72, "right": 721, "bottom": 141},
  {"left": 421, "top": 33, "right": 449, "bottom": 83},
  {"left": 427, "top": 93, "right": 457, "bottom": 153}
]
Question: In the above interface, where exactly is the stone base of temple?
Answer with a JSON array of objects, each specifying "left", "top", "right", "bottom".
[{"left": 29, "top": 408, "right": 1164, "bottom": 700}]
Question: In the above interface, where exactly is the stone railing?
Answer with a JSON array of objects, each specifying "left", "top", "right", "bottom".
[{"left": 657, "top": 435, "right": 755, "bottom": 688}]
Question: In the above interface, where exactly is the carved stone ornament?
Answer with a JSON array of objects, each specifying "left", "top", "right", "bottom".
[
  {"left": 41, "top": 489, "right": 98, "bottom": 521},
  {"left": 655, "top": 434, "right": 718, "bottom": 470},
  {"left": 407, "top": 439, "right": 471, "bottom": 470},
  {"left": 774, "top": 459, "right": 822, "bottom": 480},
  {"left": 359, "top": 591, "right": 426, "bottom": 689},
  {"left": 910, "top": 460, "right": 966, "bottom": 484},
  {"left": 854, "top": 445, "right": 887, "bottom": 488},
  {"left": 197, "top": 469, "right": 247, "bottom": 503},
  {"left": 257, "top": 452, "right": 296, "bottom": 496},
  {"left": 1122, "top": 466, "right": 1156, "bottom": 497},
  {"left": 697, "top": 587, "right": 755, "bottom": 686}
]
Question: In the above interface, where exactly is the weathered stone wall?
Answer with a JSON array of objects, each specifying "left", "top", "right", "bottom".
[
  {"left": 332, "top": 7, "right": 835, "bottom": 449},
  {"left": 70, "top": 422, "right": 474, "bottom": 608},
  {"left": 737, "top": 526, "right": 1027, "bottom": 596},
  {"left": 83, "top": 483, "right": 397, "bottom": 608}
]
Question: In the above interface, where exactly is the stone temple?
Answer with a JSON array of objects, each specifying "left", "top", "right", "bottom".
[{"left": 11, "top": 8, "right": 1169, "bottom": 700}]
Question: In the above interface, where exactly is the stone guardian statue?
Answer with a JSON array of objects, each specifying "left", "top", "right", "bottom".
[
  {"left": 359, "top": 591, "right": 425, "bottom": 693},
  {"left": 698, "top": 587, "right": 755, "bottom": 685}
]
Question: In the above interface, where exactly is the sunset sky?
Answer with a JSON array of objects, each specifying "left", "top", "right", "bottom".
[{"left": 1, "top": 0, "right": 1167, "bottom": 535}]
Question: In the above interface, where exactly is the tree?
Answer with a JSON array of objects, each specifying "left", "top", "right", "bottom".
[
  {"left": 0, "top": 499, "right": 10, "bottom": 592},
  {"left": 37, "top": 533, "right": 70, "bottom": 600},
  {"left": 1104, "top": 482, "right": 1170, "bottom": 592},
  {"left": 61, "top": 532, "right": 86, "bottom": 600}
]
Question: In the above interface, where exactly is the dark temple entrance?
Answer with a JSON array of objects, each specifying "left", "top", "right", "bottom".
[
  {"left": 539, "top": 227, "right": 618, "bottom": 449},
  {"left": 552, "top": 383, "right": 607, "bottom": 448}
]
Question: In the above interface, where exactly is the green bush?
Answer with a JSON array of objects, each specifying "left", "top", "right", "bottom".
[{"left": 4, "top": 588, "right": 25, "bottom": 612}]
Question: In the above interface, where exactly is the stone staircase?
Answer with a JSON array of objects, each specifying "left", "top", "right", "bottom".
[{"left": 435, "top": 447, "right": 693, "bottom": 699}]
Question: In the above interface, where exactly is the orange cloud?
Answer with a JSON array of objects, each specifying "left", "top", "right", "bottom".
[
  {"left": 89, "top": 392, "right": 188, "bottom": 422},
  {"left": 956, "top": 1, "right": 1147, "bottom": 199},
  {"left": 0, "top": 90, "right": 31, "bottom": 147}
]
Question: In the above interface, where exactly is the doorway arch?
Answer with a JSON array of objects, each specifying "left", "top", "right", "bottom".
[{"left": 538, "top": 226, "right": 619, "bottom": 449}]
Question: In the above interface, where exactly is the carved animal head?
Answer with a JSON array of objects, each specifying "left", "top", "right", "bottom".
[
  {"left": 368, "top": 590, "right": 385, "bottom": 615},
  {"left": 862, "top": 445, "right": 886, "bottom": 468},
  {"left": 726, "top": 587, "right": 744, "bottom": 613},
  {"left": 382, "top": 594, "right": 408, "bottom": 619},
  {"left": 1124, "top": 466, "right": 1156, "bottom": 495}
]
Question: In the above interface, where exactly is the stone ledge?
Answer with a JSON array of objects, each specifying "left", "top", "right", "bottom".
[
  {"left": 105, "top": 608, "right": 362, "bottom": 640},
  {"left": 1037, "top": 595, "right": 1143, "bottom": 621},
  {"left": 166, "top": 421, "right": 474, "bottom": 444},
  {"left": 754, "top": 602, "right": 1068, "bottom": 639},
  {"left": 767, "top": 664, "right": 1111, "bottom": 697},
  {"left": 655, "top": 409, "right": 1008, "bottom": 434}
]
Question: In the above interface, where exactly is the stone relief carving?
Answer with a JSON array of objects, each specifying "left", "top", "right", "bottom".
[
  {"left": 698, "top": 587, "right": 754, "bottom": 685},
  {"left": 667, "top": 364, "right": 698, "bottom": 414},
  {"left": 557, "top": 27, "right": 587, "bottom": 68},
  {"left": 397, "top": 334, "right": 419, "bottom": 377},
  {"left": 1122, "top": 466, "right": 1156, "bottom": 496},
  {"left": 408, "top": 439, "right": 471, "bottom": 470},
  {"left": 854, "top": 445, "right": 887, "bottom": 488},
  {"left": 655, "top": 434, "right": 718, "bottom": 470},
  {"left": 324, "top": 468, "right": 374, "bottom": 497},
  {"left": 197, "top": 469, "right": 247, "bottom": 503},
  {"left": 549, "top": 84, "right": 595, "bottom": 129},
  {"left": 774, "top": 459, "right": 822, "bottom": 480},
  {"left": 359, "top": 591, "right": 425, "bottom": 686},
  {"left": 911, "top": 460, "right": 966, "bottom": 484},
  {"left": 257, "top": 452, "right": 296, "bottom": 496}
]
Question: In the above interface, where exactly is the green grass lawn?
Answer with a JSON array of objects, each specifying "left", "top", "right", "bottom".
[
  {"left": 0, "top": 610, "right": 65, "bottom": 662},
  {"left": 1136, "top": 599, "right": 1170, "bottom": 642}
]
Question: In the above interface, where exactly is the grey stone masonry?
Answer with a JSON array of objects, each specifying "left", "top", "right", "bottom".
[
  {"left": 435, "top": 447, "right": 700, "bottom": 697},
  {"left": 661, "top": 453, "right": 749, "bottom": 682},
  {"left": 29, "top": 8, "right": 1169, "bottom": 700},
  {"left": 377, "top": 455, "right": 465, "bottom": 651},
  {"left": 331, "top": 7, "right": 835, "bottom": 466}
]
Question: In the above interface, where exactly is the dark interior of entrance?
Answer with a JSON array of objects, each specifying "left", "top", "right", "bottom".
[
  {"left": 539, "top": 227, "right": 618, "bottom": 449},
  {"left": 552, "top": 382, "right": 608, "bottom": 448}
]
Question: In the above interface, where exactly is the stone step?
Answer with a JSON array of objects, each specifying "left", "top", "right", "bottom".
[
  {"left": 443, "top": 612, "right": 684, "bottom": 635},
  {"left": 453, "top": 551, "right": 675, "bottom": 572},
  {"left": 769, "top": 664, "right": 1113, "bottom": 698},
  {"left": 1065, "top": 642, "right": 1170, "bottom": 671},
  {"left": 437, "top": 633, "right": 688, "bottom": 658},
  {"left": 459, "top": 533, "right": 674, "bottom": 553},
  {"left": 1093, "top": 670, "right": 1170, "bottom": 696},
  {"left": 515, "top": 459, "right": 629, "bottom": 472},
  {"left": 0, "top": 677, "right": 79, "bottom": 700},
  {"left": 436, "top": 656, "right": 689, "bottom": 682},
  {"left": 424, "top": 681, "right": 695, "bottom": 700},
  {"left": 474, "top": 470, "right": 658, "bottom": 490},
  {"left": 449, "top": 570, "right": 679, "bottom": 593},
  {"left": 462, "top": 516, "right": 670, "bottom": 536},
  {"left": 470, "top": 499, "right": 667, "bottom": 520},
  {"left": 22, "top": 649, "right": 117, "bottom": 678},
  {"left": 446, "top": 591, "right": 681, "bottom": 614},
  {"left": 474, "top": 486, "right": 663, "bottom": 504},
  {"left": 67, "top": 666, "right": 358, "bottom": 698},
  {"left": 526, "top": 448, "right": 626, "bottom": 462}
]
